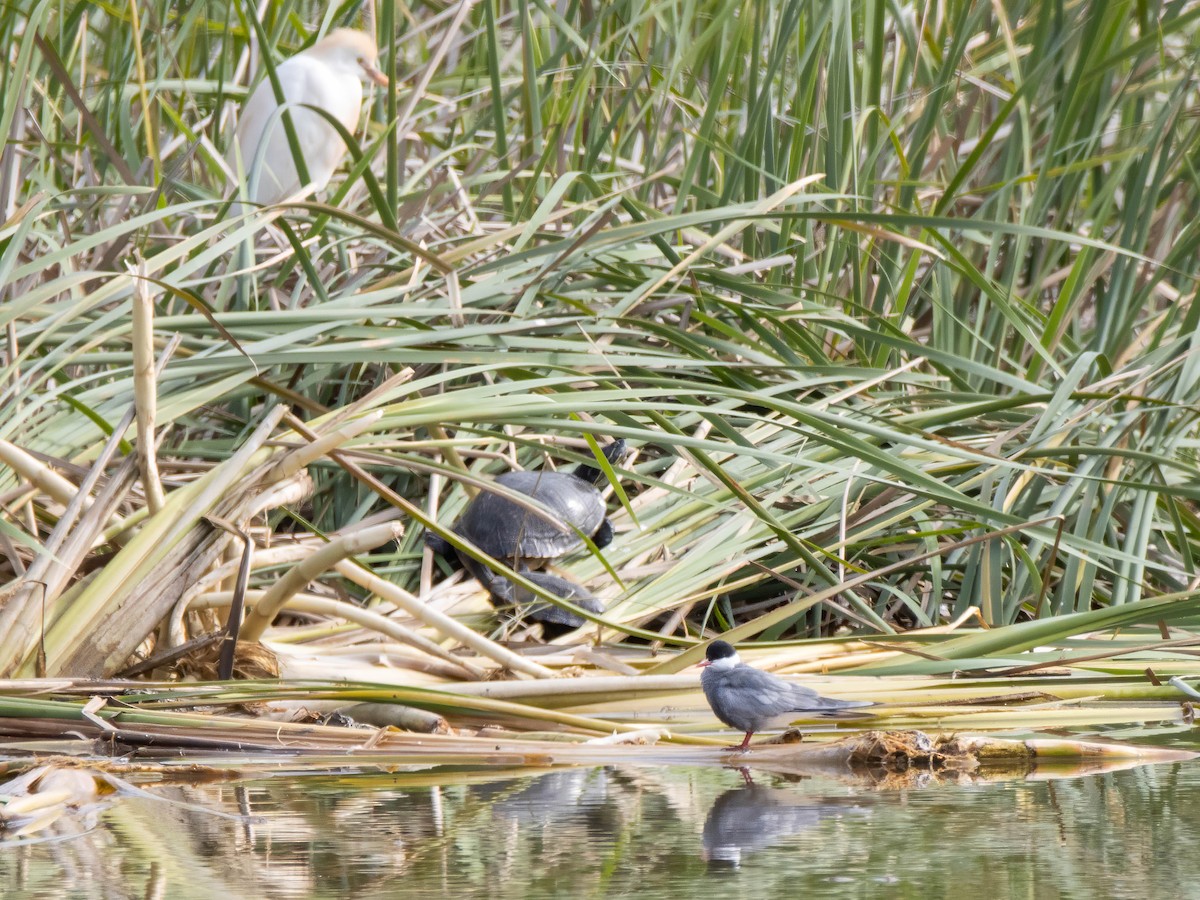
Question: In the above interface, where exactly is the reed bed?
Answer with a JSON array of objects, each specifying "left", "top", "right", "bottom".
[{"left": 0, "top": 0, "right": 1198, "bottom": 755}]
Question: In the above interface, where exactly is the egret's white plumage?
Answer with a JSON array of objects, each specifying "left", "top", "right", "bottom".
[{"left": 227, "top": 29, "right": 387, "bottom": 205}]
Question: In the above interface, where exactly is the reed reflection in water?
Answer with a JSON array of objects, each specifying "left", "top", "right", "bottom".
[{"left": 4, "top": 760, "right": 1200, "bottom": 898}]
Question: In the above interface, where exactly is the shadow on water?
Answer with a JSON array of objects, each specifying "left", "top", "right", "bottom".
[{"left": 4, "top": 756, "right": 1200, "bottom": 898}]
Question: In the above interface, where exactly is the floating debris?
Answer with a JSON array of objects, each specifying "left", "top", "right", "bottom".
[
  {"left": 0, "top": 764, "right": 112, "bottom": 840},
  {"left": 739, "top": 729, "right": 1198, "bottom": 779}
]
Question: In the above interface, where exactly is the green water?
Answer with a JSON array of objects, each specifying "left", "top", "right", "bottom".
[{"left": 4, "top": 759, "right": 1200, "bottom": 899}]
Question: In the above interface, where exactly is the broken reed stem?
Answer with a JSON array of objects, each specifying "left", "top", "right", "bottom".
[
  {"left": 129, "top": 255, "right": 164, "bottom": 514},
  {"left": 238, "top": 522, "right": 405, "bottom": 642},
  {"left": 202, "top": 516, "right": 253, "bottom": 681},
  {"left": 0, "top": 440, "right": 101, "bottom": 512}
]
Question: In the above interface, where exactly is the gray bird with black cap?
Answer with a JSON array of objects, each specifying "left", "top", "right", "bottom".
[{"left": 698, "top": 640, "right": 874, "bottom": 751}]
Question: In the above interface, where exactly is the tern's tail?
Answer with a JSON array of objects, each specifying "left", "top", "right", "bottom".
[{"left": 815, "top": 698, "right": 875, "bottom": 719}]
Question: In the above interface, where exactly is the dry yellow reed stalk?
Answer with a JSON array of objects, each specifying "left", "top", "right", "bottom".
[
  {"left": 0, "top": 440, "right": 95, "bottom": 510},
  {"left": 128, "top": 255, "right": 164, "bottom": 514},
  {"left": 239, "top": 522, "right": 405, "bottom": 642},
  {"left": 191, "top": 590, "right": 485, "bottom": 679},
  {"left": 266, "top": 410, "right": 383, "bottom": 483},
  {"left": 334, "top": 559, "right": 557, "bottom": 679}
]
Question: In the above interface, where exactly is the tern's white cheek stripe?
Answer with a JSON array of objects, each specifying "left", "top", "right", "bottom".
[{"left": 708, "top": 653, "right": 741, "bottom": 670}]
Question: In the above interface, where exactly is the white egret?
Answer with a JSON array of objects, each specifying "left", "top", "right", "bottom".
[{"left": 226, "top": 28, "right": 388, "bottom": 205}]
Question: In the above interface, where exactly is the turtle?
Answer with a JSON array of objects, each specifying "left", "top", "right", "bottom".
[{"left": 426, "top": 440, "right": 626, "bottom": 627}]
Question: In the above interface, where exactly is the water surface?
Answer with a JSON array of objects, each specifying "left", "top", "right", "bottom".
[{"left": 5, "top": 758, "right": 1200, "bottom": 899}]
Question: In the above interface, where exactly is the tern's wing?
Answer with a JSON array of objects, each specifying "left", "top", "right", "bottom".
[{"left": 722, "top": 666, "right": 872, "bottom": 714}]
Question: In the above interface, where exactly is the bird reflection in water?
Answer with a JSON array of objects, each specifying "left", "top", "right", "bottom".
[{"left": 702, "top": 771, "right": 871, "bottom": 869}]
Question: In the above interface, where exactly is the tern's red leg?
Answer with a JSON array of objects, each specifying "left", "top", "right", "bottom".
[{"left": 736, "top": 731, "right": 753, "bottom": 751}]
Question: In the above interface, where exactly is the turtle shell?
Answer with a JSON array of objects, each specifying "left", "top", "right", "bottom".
[{"left": 455, "top": 469, "right": 606, "bottom": 562}]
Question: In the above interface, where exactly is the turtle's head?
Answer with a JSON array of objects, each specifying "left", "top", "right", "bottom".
[
  {"left": 424, "top": 528, "right": 454, "bottom": 558},
  {"left": 601, "top": 438, "right": 627, "bottom": 465},
  {"left": 574, "top": 439, "right": 627, "bottom": 485}
]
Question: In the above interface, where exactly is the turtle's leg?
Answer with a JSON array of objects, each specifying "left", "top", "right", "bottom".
[
  {"left": 592, "top": 518, "right": 614, "bottom": 549},
  {"left": 424, "top": 530, "right": 454, "bottom": 558},
  {"left": 426, "top": 527, "right": 466, "bottom": 571},
  {"left": 512, "top": 570, "right": 604, "bottom": 628},
  {"left": 457, "top": 552, "right": 517, "bottom": 604}
]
